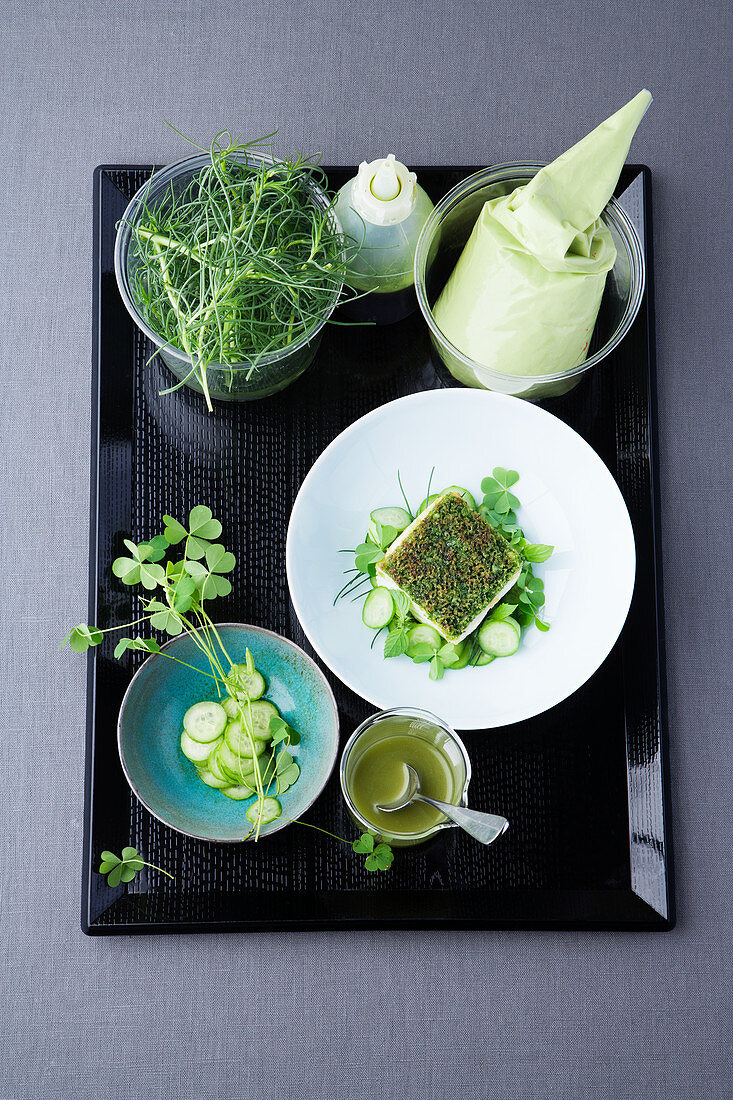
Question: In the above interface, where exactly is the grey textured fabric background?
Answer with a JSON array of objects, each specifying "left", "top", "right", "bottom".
[{"left": 1, "top": 1, "right": 731, "bottom": 1098}]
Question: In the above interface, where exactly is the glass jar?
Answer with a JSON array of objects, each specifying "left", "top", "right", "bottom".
[
  {"left": 414, "top": 162, "right": 645, "bottom": 401},
  {"left": 114, "top": 152, "right": 343, "bottom": 402},
  {"left": 339, "top": 707, "right": 471, "bottom": 847}
]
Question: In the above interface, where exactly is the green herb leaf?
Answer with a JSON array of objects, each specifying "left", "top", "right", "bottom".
[
  {"left": 523, "top": 543, "right": 554, "bottom": 563},
  {"left": 140, "top": 534, "right": 169, "bottom": 562},
  {"left": 111, "top": 556, "right": 143, "bottom": 585},
  {"left": 409, "top": 642, "right": 435, "bottom": 663},
  {"left": 352, "top": 833, "right": 375, "bottom": 854},
  {"left": 200, "top": 574, "right": 233, "bottom": 600},
  {"left": 170, "top": 574, "right": 197, "bottom": 613},
  {"left": 438, "top": 644, "right": 461, "bottom": 668},
  {"left": 391, "top": 590, "right": 411, "bottom": 621},
  {"left": 429, "top": 655, "right": 445, "bottom": 681},
  {"left": 365, "top": 843, "right": 394, "bottom": 871},
  {"left": 67, "top": 624, "right": 103, "bottom": 653},
  {"left": 98, "top": 847, "right": 173, "bottom": 886},
  {"left": 188, "top": 506, "right": 222, "bottom": 541},
  {"left": 276, "top": 759, "right": 300, "bottom": 795},
  {"left": 354, "top": 542, "right": 384, "bottom": 573},
  {"left": 163, "top": 515, "right": 187, "bottom": 544},
  {"left": 384, "top": 627, "right": 408, "bottom": 658},
  {"left": 149, "top": 607, "right": 184, "bottom": 635},
  {"left": 489, "top": 603, "right": 518, "bottom": 622},
  {"left": 205, "top": 543, "right": 236, "bottom": 574}
]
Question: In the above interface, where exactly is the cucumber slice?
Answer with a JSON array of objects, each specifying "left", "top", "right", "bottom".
[
  {"left": 407, "top": 624, "right": 442, "bottom": 655},
  {"left": 181, "top": 730, "right": 221, "bottom": 764},
  {"left": 362, "top": 587, "right": 394, "bottom": 629},
  {"left": 477, "top": 618, "right": 521, "bottom": 657},
  {"left": 442, "top": 485, "right": 476, "bottom": 510},
  {"left": 221, "top": 784, "right": 254, "bottom": 800},
  {"left": 250, "top": 700, "right": 279, "bottom": 739},
  {"left": 213, "top": 745, "right": 246, "bottom": 785},
  {"left": 246, "top": 797, "right": 282, "bottom": 825},
  {"left": 224, "top": 719, "right": 263, "bottom": 758},
  {"left": 222, "top": 696, "right": 240, "bottom": 720},
  {"left": 197, "top": 767, "right": 229, "bottom": 789},
  {"left": 229, "top": 664, "right": 266, "bottom": 701},
  {"left": 208, "top": 747, "right": 231, "bottom": 784},
  {"left": 418, "top": 493, "right": 440, "bottom": 514},
  {"left": 183, "top": 701, "right": 227, "bottom": 743},
  {"left": 218, "top": 740, "right": 252, "bottom": 779},
  {"left": 471, "top": 651, "right": 495, "bottom": 666},
  {"left": 370, "top": 506, "right": 411, "bottom": 533}
]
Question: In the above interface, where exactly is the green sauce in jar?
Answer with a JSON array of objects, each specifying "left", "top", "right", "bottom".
[{"left": 341, "top": 711, "right": 470, "bottom": 846}]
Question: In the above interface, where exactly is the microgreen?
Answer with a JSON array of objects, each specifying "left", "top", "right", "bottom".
[
  {"left": 384, "top": 590, "right": 412, "bottom": 659},
  {"left": 354, "top": 542, "right": 384, "bottom": 573},
  {"left": 351, "top": 832, "right": 395, "bottom": 871},
  {"left": 481, "top": 467, "right": 521, "bottom": 516},
  {"left": 98, "top": 847, "right": 173, "bottom": 888},
  {"left": 125, "top": 131, "right": 353, "bottom": 411}
]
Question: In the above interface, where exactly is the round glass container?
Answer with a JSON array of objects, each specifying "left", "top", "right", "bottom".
[
  {"left": 339, "top": 707, "right": 471, "bottom": 847},
  {"left": 114, "top": 151, "right": 343, "bottom": 402},
  {"left": 413, "top": 162, "right": 645, "bottom": 401}
]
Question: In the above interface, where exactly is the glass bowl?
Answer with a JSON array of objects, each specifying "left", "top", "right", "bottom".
[
  {"left": 339, "top": 707, "right": 471, "bottom": 847},
  {"left": 414, "top": 162, "right": 645, "bottom": 401},
  {"left": 114, "top": 151, "right": 343, "bottom": 402}
]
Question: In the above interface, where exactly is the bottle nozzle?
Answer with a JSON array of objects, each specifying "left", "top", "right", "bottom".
[{"left": 370, "top": 154, "right": 401, "bottom": 200}]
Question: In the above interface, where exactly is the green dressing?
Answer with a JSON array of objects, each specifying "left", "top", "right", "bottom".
[{"left": 345, "top": 716, "right": 466, "bottom": 839}]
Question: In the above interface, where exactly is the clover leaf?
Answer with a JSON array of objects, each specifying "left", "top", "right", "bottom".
[
  {"left": 113, "top": 636, "right": 162, "bottom": 659},
  {"left": 112, "top": 542, "right": 166, "bottom": 590},
  {"left": 162, "top": 515, "right": 188, "bottom": 544},
  {"left": 98, "top": 847, "right": 172, "bottom": 887},
  {"left": 147, "top": 600, "right": 185, "bottom": 635},
  {"left": 67, "top": 624, "right": 103, "bottom": 653},
  {"left": 352, "top": 833, "right": 374, "bottom": 854},
  {"left": 365, "top": 843, "right": 394, "bottom": 872},
  {"left": 269, "top": 715, "right": 300, "bottom": 746},
  {"left": 188, "top": 505, "right": 222, "bottom": 541},
  {"left": 481, "top": 468, "right": 521, "bottom": 516},
  {"left": 354, "top": 542, "right": 384, "bottom": 573}
]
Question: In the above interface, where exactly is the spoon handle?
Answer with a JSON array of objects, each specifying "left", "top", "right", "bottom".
[{"left": 417, "top": 795, "right": 509, "bottom": 846}]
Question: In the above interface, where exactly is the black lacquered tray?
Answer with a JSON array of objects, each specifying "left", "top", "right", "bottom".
[{"left": 83, "top": 164, "right": 673, "bottom": 934}]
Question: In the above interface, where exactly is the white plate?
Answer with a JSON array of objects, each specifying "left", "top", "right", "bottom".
[{"left": 286, "top": 390, "right": 635, "bottom": 729}]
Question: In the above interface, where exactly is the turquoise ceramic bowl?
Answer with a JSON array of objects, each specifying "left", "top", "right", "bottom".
[{"left": 117, "top": 623, "right": 339, "bottom": 842}]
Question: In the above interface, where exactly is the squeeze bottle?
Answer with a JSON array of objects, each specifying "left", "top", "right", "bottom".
[{"left": 334, "top": 154, "right": 434, "bottom": 323}]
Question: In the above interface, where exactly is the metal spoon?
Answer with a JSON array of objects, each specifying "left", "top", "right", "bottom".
[{"left": 377, "top": 764, "right": 509, "bottom": 847}]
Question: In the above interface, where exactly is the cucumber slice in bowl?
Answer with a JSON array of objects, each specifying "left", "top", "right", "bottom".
[
  {"left": 250, "top": 700, "right": 279, "bottom": 738},
  {"left": 246, "top": 796, "right": 282, "bottom": 825},
  {"left": 224, "top": 719, "right": 266, "bottom": 757},
  {"left": 222, "top": 784, "right": 255, "bottom": 800},
  {"left": 183, "top": 700, "right": 227, "bottom": 743},
  {"left": 362, "top": 587, "right": 394, "bottom": 629},
  {"left": 197, "top": 767, "right": 229, "bottom": 790},
  {"left": 228, "top": 664, "right": 266, "bottom": 701},
  {"left": 181, "top": 730, "right": 222, "bottom": 764},
  {"left": 477, "top": 618, "right": 521, "bottom": 658}
]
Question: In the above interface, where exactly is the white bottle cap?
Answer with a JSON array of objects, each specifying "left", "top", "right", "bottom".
[{"left": 353, "top": 154, "right": 417, "bottom": 225}]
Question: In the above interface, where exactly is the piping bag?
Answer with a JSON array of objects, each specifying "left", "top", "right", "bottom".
[{"left": 433, "top": 90, "right": 652, "bottom": 384}]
